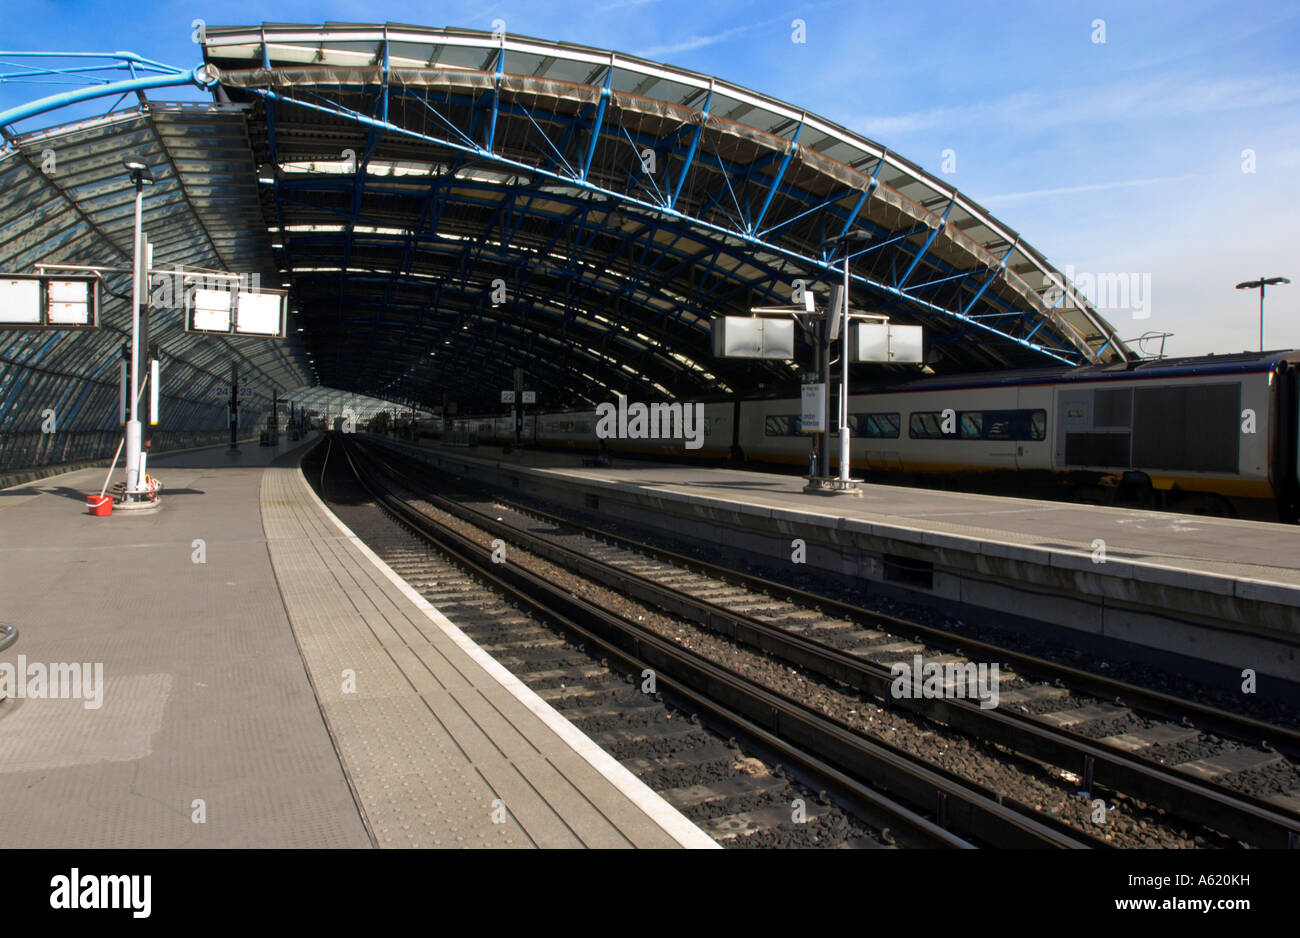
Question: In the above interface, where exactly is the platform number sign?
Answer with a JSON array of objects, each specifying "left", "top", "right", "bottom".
[
  {"left": 501, "top": 391, "right": 516, "bottom": 404},
  {"left": 522, "top": 391, "right": 536, "bottom": 404}
]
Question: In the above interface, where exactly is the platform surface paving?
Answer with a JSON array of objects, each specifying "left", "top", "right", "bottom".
[
  {"left": 0, "top": 438, "right": 369, "bottom": 847},
  {"left": 408, "top": 442, "right": 1300, "bottom": 590},
  {"left": 0, "top": 438, "right": 709, "bottom": 848},
  {"left": 260, "top": 461, "right": 708, "bottom": 848}
]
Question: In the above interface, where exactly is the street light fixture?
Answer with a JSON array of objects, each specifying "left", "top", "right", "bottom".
[
  {"left": 1235, "top": 276, "right": 1290, "bottom": 352},
  {"left": 122, "top": 156, "right": 154, "bottom": 501},
  {"left": 822, "top": 230, "right": 872, "bottom": 485}
]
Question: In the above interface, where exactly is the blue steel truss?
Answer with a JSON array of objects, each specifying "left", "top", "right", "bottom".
[
  {"left": 0, "top": 25, "right": 1134, "bottom": 426},
  {"left": 0, "top": 51, "right": 212, "bottom": 132},
  {"left": 197, "top": 23, "right": 1131, "bottom": 412}
]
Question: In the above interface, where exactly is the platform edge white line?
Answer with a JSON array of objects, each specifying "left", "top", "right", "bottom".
[{"left": 289, "top": 455, "right": 719, "bottom": 850}]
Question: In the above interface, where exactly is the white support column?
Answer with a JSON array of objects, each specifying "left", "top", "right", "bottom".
[
  {"left": 123, "top": 175, "right": 144, "bottom": 497},
  {"left": 838, "top": 251, "right": 852, "bottom": 481}
]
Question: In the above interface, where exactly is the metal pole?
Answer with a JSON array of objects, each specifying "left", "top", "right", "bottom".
[
  {"left": 1260, "top": 277, "right": 1265, "bottom": 352},
  {"left": 229, "top": 360, "right": 239, "bottom": 449},
  {"left": 839, "top": 251, "right": 852, "bottom": 481},
  {"left": 819, "top": 318, "right": 831, "bottom": 479},
  {"left": 123, "top": 175, "right": 144, "bottom": 498},
  {"left": 140, "top": 238, "right": 152, "bottom": 451}
]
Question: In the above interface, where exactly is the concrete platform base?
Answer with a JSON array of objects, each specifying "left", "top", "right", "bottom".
[{"left": 373, "top": 436, "right": 1300, "bottom": 690}]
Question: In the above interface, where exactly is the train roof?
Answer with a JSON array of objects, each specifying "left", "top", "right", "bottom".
[{"left": 861, "top": 350, "right": 1300, "bottom": 394}]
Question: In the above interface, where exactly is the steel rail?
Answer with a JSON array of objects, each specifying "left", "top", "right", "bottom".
[
  {"left": 339, "top": 436, "right": 1093, "bottom": 848},
  {"left": 385, "top": 437, "right": 1300, "bottom": 762},
  {"left": 364, "top": 437, "right": 1300, "bottom": 848}
]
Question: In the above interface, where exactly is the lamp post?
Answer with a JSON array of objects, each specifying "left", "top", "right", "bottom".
[
  {"left": 823, "top": 230, "right": 871, "bottom": 483},
  {"left": 1235, "top": 276, "right": 1290, "bottom": 352},
  {"left": 123, "top": 157, "right": 153, "bottom": 499}
]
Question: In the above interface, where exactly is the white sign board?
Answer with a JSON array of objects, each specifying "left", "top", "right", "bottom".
[
  {"left": 186, "top": 286, "right": 287, "bottom": 338},
  {"left": 801, "top": 383, "right": 826, "bottom": 432},
  {"left": 850, "top": 322, "right": 924, "bottom": 364},
  {"left": 235, "top": 291, "right": 284, "bottom": 335},
  {"left": 0, "top": 278, "right": 41, "bottom": 324},
  {"left": 191, "top": 289, "right": 233, "bottom": 332},
  {"left": 711, "top": 316, "right": 796, "bottom": 360},
  {"left": 501, "top": 390, "right": 516, "bottom": 403},
  {"left": 521, "top": 390, "right": 536, "bottom": 404},
  {"left": 0, "top": 274, "right": 99, "bottom": 328},
  {"left": 46, "top": 280, "right": 93, "bottom": 325}
]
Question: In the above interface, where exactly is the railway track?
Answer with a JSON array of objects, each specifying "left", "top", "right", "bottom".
[
  {"left": 322, "top": 435, "right": 1098, "bottom": 848},
  {"left": 313, "top": 438, "right": 949, "bottom": 847},
  {"left": 358, "top": 434, "right": 1300, "bottom": 848}
]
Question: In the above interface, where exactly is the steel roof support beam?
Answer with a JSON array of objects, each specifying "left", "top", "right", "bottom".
[
  {"left": 668, "top": 87, "right": 711, "bottom": 210},
  {"left": 959, "top": 241, "right": 1016, "bottom": 317},
  {"left": 241, "top": 86, "right": 1080, "bottom": 370},
  {"left": 0, "top": 52, "right": 211, "bottom": 130},
  {"left": 902, "top": 266, "right": 986, "bottom": 294},
  {"left": 580, "top": 69, "right": 612, "bottom": 181},
  {"left": 487, "top": 43, "right": 503, "bottom": 152},
  {"left": 896, "top": 199, "right": 954, "bottom": 290},
  {"left": 749, "top": 122, "right": 802, "bottom": 235}
]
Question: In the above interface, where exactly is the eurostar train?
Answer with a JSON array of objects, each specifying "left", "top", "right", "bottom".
[{"left": 449, "top": 351, "right": 1300, "bottom": 521}]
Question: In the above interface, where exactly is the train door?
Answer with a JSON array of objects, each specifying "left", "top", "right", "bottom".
[
  {"left": 1015, "top": 386, "right": 1052, "bottom": 469},
  {"left": 971, "top": 406, "right": 1018, "bottom": 471},
  {"left": 1274, "top": 362, "right": 1300, "bottom": 521}
]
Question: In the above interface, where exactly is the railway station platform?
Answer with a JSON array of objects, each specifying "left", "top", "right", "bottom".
[
  {"left": 0, "top": 436, "right": 712, "bottom": 848},
  {"left": 373, "top": 437, "right": 1300, "bottom": 688}
]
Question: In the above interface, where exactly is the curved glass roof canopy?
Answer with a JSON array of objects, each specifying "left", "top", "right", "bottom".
[{"left": 0, "top": 22, "right": 1132, "bottom": 471}]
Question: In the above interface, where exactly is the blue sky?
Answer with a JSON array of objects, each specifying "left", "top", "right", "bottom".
[{"left": 3, "top": 0, "right": 1298, "bottom": 357}]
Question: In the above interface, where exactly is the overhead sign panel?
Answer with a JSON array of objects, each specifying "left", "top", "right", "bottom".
[
  {"left": 186, "top": 286, "right": 287, "bottom": 338},
  {"left": 0, "top": 278, "right": 40, "bottom": 324},
  {"left": 47, "top": 279, "right": 94, "bottom": 325},
  {"left": 236, "top": 291, "right": 283, "bottom": 335},
  {"left": 850, "top": 322, "right": 924, "bottom": 364},
  {"left": 0, "top": 274, "right": 99, "bottom": 328},
  {"left": 710, "top": 316, "right": 795, "bottom": 360},
  {"left": 191, "top": 289, "right": 233, "bottom": 332}
]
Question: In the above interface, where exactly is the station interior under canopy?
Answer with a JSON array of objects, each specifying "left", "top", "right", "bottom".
[{"left": 0, "top": 22, "right": 1133, "bottom": 474}]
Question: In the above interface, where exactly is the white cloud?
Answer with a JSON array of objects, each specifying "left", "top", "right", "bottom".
[
  {"left": 980, "top": 173, "right": 1203, "bottom": 205},
  {"left": 634, "top": 20, "right": 767, "bottom": 58},
  {"left": 854, "top": 73, "right": 1300, "bottom": 141}
]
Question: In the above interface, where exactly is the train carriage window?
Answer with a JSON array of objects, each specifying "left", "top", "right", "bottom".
[
  {"left": 853, "top": 412, "right": 900, "bottom": 438},
  {"left": 909, "top": 412, "right": 949, "bottom": 439},
  {"left": 911, "top": 409, "right": 1047, "bottom": 441},
  {"left": 981, "top": 411, "right": 1015, "bottom": 440},
  {"left": 765, "top": 415, "right": 803, "bottom": 436},
  {"left": 960, "top": 412, "right": 984, "bottom": 439},
  {"left": 1028, "top": 409, "right": 1047, "bottom": 441}
]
